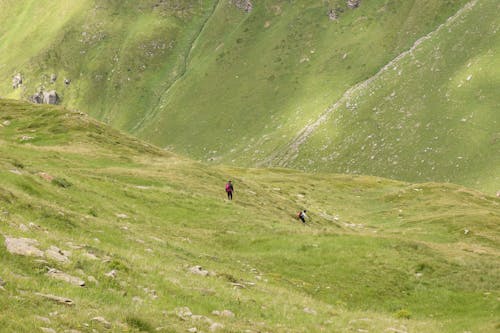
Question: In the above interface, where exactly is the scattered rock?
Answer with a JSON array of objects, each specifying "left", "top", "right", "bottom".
[
  {"left": 38, "top": 172, "right": 54, "bottom": 182},
  {"left": 35, "top": 316, "right": 51, "bottom": 324},
  {"left": 105, "top": 270, "right": 117, "bottom": 279},
  {"left": 20, "top": 135, "right": 35, "bottom": 142},
  {"left": 189, "top": 265, "right": 215, "bottom": 277},
  {"left": 496, "top": 190, "right": 500, "bottom": 198},
  {"left": 19, "top": 223, "right": 29, "bottom": 232},
  {"left": 231, "top": 0, "right": 252, "bottom": 12},
  {"left": 83, "top": 252, "right": 99, "bottom": 260},
  {"left": 45, "top": 246, "right": 70, "bottom": 263},
  {"left": 47, "top": 268, "right": 85, "bottom": 286},
  {"left": 212, "top": 310, "right": 234, "bottom": 318},
  {"left": 115, "top": 213, "right": 129, "bottom": 219},
  {"left": 464, "top": 229, "right": 470, "bottom": 235},
  {"left": 64, "top": 78, "right": 71, "bottom": 86},
  {"left": 50, "top": 74, "right": 57, "bottom": 83},
  {"left": 91, "top": 316, "right": 111, "bottom": 329},
  {"left": 175, "top": 307, "right": 193, "bottom": 320},
  {"left": 230, "top": 282, "right": 246, "bottom": 289},
  {"left": 43, "top": 90, "right": 59, "bottom": 104},
  {"left": 328, "top": 9, "right": 338, "bottom": 20},
  {"left": 0, "top": 277, "right": 5, "bottom": 286},
  {"left": 187, "top": 328, "right": 198, "bottom": 333},
  {"left": 209, "top": 323, "right": 224, "bottom": 332},
  {"left": 4, "top": 237, "right": 44, "bottom": 257},
  {"left": 31, "top": 91, "right": 44, "bottom": 104},
  {"left": 35, "top": 293, "right": 74, "bottom": 306},
  {"left": 2, "top": 120, "right": 11, "bottom": 126},
  {"left": 12, "top": 73, "right": 22, "bottom": 89},
  {"left": 347, "top": 0, "right": 361, "bottom": 9},
  {"left": 303, "top": 307, "right": 317, "bottom": 315},
  {"left": 87, "top": 275, "right": 98, "bottom": 284},
  {"left": 40, "top": 328, "right": 56, "bottom": 333}
]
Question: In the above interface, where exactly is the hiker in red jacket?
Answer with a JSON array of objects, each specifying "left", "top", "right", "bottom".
[{"left": 225, "top": 180, "right": 234, "bottom": 200}]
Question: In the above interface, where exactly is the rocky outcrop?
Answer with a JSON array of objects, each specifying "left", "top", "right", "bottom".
[
  {"left": 347, "top": 0, "right": 361, "bottom": 9},
  {"left": 12, "top": 73, "right": 22, "bottom": 89},
  {"left": 43, "top": 90, "right": 59, "bottom": 104},
  {"left": 31, "top": 90, "right": 59, "bottom": 104},
  {"left": 232, "top": 0, "right": 252, "bottom": 13}
]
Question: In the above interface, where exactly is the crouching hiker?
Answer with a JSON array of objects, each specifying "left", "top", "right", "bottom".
[
  {"left": 297, "top": 210, "right": 308, "bottom": 223},
  {"left": 225, "top": 180, "right": 234, "bottom": 200}
]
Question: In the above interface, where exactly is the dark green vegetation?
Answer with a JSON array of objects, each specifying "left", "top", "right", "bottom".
[
  {"left": 1, "top": 0, "right": 498, "bottom": 191},
  {"left": 0, "top": 99, "right": 498, "bottom": 332}
]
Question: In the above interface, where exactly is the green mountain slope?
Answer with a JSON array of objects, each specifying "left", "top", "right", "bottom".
[
  {"left": 277, "top": 0, "right": 500, "bottom": 192},
  {"left": 2, "top": 0, "right": 498, "bottom": 192},
  {"left": 1, "top": 99, "right": 499, "bottom": 332}
]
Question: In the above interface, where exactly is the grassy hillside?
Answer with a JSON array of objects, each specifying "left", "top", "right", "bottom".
[
  {"left": 278, "top": 0, "right": 500, "bottom": 193},
  {"left": 3, "top": 0, "right": 498, "bottom": 192},
  {"left": 1, "top": 99, "right": 499, "bottom": 332}
]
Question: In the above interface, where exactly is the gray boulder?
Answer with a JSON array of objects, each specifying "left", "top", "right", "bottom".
[
  {"left": 12, "top": 73, "right": 22, "bottom": 89},
  {"left": 43, "top": 90, "right": 59, "bottom": 104},
  {"left": 31, "top": 91, "right": 44, "bottom": 104},
  {"left": 347, "top": 0, "right": 361, "bottom": 9}
]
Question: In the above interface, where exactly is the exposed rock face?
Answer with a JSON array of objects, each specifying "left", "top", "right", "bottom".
[
  {"left": 43, "top": 90, "right": 59, "bottom": 104},
  {"left": 12, "top": 73, "right": 22, "bottom": 89},
  {"left": 347, "top": 0, "right": 361, "bottom": 9},
  {"left": 232, "top": 0, "right": 252, "bottom": 13}
]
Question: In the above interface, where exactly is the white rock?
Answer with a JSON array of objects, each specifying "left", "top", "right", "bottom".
[
  {"left": 187, "top": 328, "right": 198, "bottom": 333},
  {"left": 91, "top": 316, "right": 111, "bottom": 328},
  {"left": 105, "top": 270, "right": 117, "bottom": 279},
  {"left": 45, "top": 246, "right": 70, "bottom": 263},
  {"left": 47, "top": 268, "right": 85, "bottom": 286},
  {"left": 303, "top": 307, "right": 317, "bottom": 315},
  {"left": 209, "top": 323, "right": 224, "bottom": 332},
  {"left": 4, "top": 237, "right": 44, "bottom": 257},
  {"left": 40, "top": 328, "right": 56, "bottom": 333}
]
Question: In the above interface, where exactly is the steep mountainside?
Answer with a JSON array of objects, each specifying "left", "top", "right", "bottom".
[
  {"left": 0, "top": 0, "right": 498, "bottom": 191},
  {"left": 0, "top": 99, "right": 499, "bottom": 332}
]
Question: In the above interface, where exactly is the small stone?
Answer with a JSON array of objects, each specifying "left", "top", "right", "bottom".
[
  {"left": 0, "top": 277, "right": 5, "bottom": 286},
  {"left": 209, "top": 323, "right": 224, "bottom": 332},
  {"left": 464, "top": 229, "right": 470, "bottom": 235},
  {"left": 35, "top": 293, "right": 74, "bottom": 306},
  {"left": 303, "top": 307, "right": 317, "bottom": 315},
  {"left": 91, "top": 316, "right": 111, "bottom": 329},
  {"left": 12, "top": 73, "right": 22, "bottom": 89},
  {"left": 50, "top": 74, "right": 57, "bottom": 83},
  {"left": 187, "top": 328, "right": 198, "bottom": 333},
  {"left": 35, "top": 316, "right": 51, "bottom": 324},
  {"left": 87, "top": 275, "right": 98, "bottom": 284},
  {"left": 115, "top": 213, "right": 129, "bottom": 219},
  {"left": 175, "top": 307, "right": 192, "bottom": 320},
  {"left": 19, "top": 224, "right": 29, "bottom": 232},
  {"left": 105, "top": 270, "right": 117, "bottom": 279},
  {"left": 47, "top": 268, "right": 85, "bottom": 286},
  {"left": 45, "top": 246, "right": 70, "bottom": 263},
  {"left": 189, "top": 265, "right": 209, "bottom": 276},
  {"left": 40, "top": 328, "right": 56, "bottom": 333}
]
